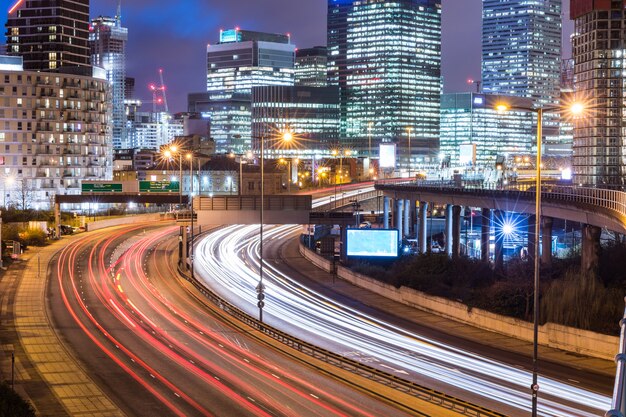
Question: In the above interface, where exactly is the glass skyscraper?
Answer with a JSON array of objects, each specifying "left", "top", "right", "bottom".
[
  {"left": 90, "top": 12, "right": 128, "bottom": 150},
  {"left": 482, "top": 0, "right": 562, "bottom": 107},
  {"left": 570, "top": 0, "right": 626, "bottom": 186},
  {"left": 327, "top": 0, "right": 442, "bottom": 168},
  {"left": 440, "top": 93, "right": 534, "bottom": 167},
  {"left": 202, "top": 29, "right": 296, "bottom": 153}
]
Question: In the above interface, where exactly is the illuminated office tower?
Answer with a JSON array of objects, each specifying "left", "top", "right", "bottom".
[
  {"left": 328, "top": 0, "right": 441, "bottom": 168},
  {"left": 91, "top": 9, "right": 128, "bottom": 149},
  {"left": 482, "top": 0, "right": 561, "bottom": 107},
  {"left": 295, "top": 46, "right": 328, "bottom": 87},
  {"left": 206, "top": 29, "right": 295, "bottom": 93},
  {"left": 5, "top": 0, "right": 91, "bottom": 74},
  {"left": 570, "top": 1, "right": 626, "bottom": 186}
]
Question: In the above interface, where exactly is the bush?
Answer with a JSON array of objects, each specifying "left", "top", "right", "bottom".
[
  {"left": 0, "top": 382, "right": 36, "bottom": 417},
  {"left": 18, "top": 229, "right": 47, "bottom": 247},
  {"left": 542, "top": 269, "right": 623, "bottom": 335}
]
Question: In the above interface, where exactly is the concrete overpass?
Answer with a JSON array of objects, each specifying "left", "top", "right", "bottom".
[{"left": 375, "top": 180, "right": 626, "bottom": 270}]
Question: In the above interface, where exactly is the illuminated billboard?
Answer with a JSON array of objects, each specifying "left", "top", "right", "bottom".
[
  {"left": 459, "top": 143, "right": 476, "bottom": 166},
  {"left": 346, "top": 229, "right": 399, "bottom": 258},
  {"left": 379, "top": 144, "right": 396, "bottom": 168}
]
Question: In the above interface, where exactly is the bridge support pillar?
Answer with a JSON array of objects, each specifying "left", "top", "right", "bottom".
[
  {"left": 582, "top": 224, "right": 601, "bottom": 272},
  {"left": 383, "top": 196, "right": 390, "bottom": 229},
  {"left": 527, "top": 214, "right": 536, "bottom": 262},
  {"left": 494, "top": 210, "right": 504, "bottom": 270},
  {"left": 396, "top": 199, "right": 404, "bottom": 242},
  {"left": 54, "top": 201, "right": 61, "bottom": 239},
  {"left": 418, "top": 202, "right": 428, "bottom": 254},
  {"left": 445, "top": 204, "right": 453, "bottom": 257},
  {"left": 452, "top": 205, "right": 462, "bottom": 259},
  {"left": 480, "top": 208, "right": 491, "bottom": 262},
  {"left": 404, "top": 199, "right": 411, "bottom": 238},
  {"left": 481, "top": 208, "right": 491, "bottom": 262},
  {"left": 541, "top": 216, "right": 553, "bottom": 267}
]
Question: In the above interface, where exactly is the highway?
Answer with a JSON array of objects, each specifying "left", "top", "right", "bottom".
[
  {"left": 48, "top": 223, "right": 413, "bottom": 417},
  {"left": 193, "top": 190, "right": 612, "bottom": 417}
]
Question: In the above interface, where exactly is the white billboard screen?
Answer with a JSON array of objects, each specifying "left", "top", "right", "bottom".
[
  {"left": 379, "top": 144, "right": 396, "bottom": 168},
  {"left": 346, "top": 229, "right": 399, "bottom": 257}
]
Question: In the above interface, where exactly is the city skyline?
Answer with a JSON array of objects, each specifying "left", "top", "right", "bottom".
[{"left": 1, "top": 0, "right": 576, "bottom": 113}]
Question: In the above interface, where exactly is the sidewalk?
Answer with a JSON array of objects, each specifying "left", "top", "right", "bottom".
[
  {"left": 279, "top": 238, "right": 616, "bottom": 380},
  {"left": 0, "top": 236, "right": 125, "bottom": 416}
]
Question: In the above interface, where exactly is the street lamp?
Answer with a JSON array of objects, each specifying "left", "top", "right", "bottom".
[
  {"left": 258, "top": 129, "right": 294, "bottom": 322},
  {"left": 496, "top": 99, "right": 586, "bottom": 417}
]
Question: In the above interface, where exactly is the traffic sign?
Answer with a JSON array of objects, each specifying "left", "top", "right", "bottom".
[
  {"left": 82, "top": 183, "right": 123, "bottom": 193},
  {"left": 139, "top": 180, "right": 179, "bottom": 193}
]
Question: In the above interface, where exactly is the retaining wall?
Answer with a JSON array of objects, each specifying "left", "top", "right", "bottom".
[{"left": 299, "top": 243, "right": 618, "bottom": 360}]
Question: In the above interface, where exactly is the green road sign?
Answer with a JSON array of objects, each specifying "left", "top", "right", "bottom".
[
  {"left": 81, "top": 183, "right": 123, "bottom": 193},
  {"left": 139, "top": 181, "right": 180, "bottom": 193}
]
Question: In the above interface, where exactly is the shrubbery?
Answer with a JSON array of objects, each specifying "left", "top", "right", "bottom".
[
  {"left": 0, "top": 382, "right": 35, "bottom": 417},
  {"left": 350, "top": 243, "right": 626, "bottom": 335}
]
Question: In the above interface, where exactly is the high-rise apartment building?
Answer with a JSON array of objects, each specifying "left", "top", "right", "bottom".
[
  {"left": 327, "top": 0, "right": 442, "bottom": 168},
  {"left": 295, "top": 46, "right": 328, "bottom": 87},
  {"left": 482, "top": 0, "right": 562, "bottom": 107},
  {"left": 0, "top": 55, "right": 111, "bottom": 209},
  {"left": 6, "top": 0, "right": 91, "bottom": 74},
  {"left": 570, "top": 0, "right": 626, "bottom": 186},
  {"left": 91, "top": 11, "right": 128, "bottom": 149}
]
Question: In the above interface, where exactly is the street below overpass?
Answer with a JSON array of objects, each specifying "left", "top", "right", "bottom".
[
  {"left": 193, "top": 221, "right": 613, "bottom": 417},
  {"left": 48, "top": 223, "right": 411, "bottom": 417}
]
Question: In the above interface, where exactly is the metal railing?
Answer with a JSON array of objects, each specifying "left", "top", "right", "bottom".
[
  {"left": 607, "top": 299, "right": 626, "bottom": 417},
  {"left": 375, "top": 180, "right": 626, "bottom": 226},
  {"left": 176, "top": 260, "right": 505, "bottom": 417}
]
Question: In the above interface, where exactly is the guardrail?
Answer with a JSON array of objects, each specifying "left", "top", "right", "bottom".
[
  {"left": 176, "top": 259, "right": 505, "bottom": 417},
  {"left": 607, "top": 299, "right": 626, "bottom": 417},
  {"left": 375, "top": 180, "right": 626, "bottom": 226}
]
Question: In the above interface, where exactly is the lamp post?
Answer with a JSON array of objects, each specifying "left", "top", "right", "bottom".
[
  {"left": 496, "top": 100, "right": 585, "bottom": 417},
  {"left": 186, "top": 152, "right": 195, "bottom": 280},
  {"left": 164, "top": 145, "right": 183, "bottom": 207},
  {"left": 258, "top": 129, "right": 293, "bottom": 322}
]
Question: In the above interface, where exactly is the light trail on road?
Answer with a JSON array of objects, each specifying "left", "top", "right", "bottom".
[
  {"left": 52, "top": 224, "right": 407, "bottom": 417},
  {"left": 194, "top": 217, "right": 612, "bottom": 417}
]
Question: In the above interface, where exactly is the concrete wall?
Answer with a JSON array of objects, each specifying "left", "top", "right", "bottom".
[
  {"left": 85, "top": 213, "right": 167, "bottom": 232},
  {"left": 299, "top": 243, "right": 619, "bottom": 360}
]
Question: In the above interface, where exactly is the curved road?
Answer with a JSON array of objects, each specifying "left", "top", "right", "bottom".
[
  {"left": 194, "top": 222, "right": 612, "bottom": 417},
  {"left": 48, "top": 223, "right": 411, "bottom": 417}
]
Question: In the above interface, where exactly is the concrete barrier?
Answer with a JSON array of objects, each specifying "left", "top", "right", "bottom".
[
  {"left": 299, "top": 243, "right": 619, "bottom": 360},
  {"left": 85, "top": 213, "right": 168, "bottom": 232}
]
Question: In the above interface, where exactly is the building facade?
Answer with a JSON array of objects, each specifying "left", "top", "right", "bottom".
[
  {"left": 295, "top": 46, "right": 328, "bottom": 87},
  {"left": 0, "top": 56, "right": 112, "bottom": 209},
  {"left": 327, "top": 0, "right": 442, "bottom": 168},
  {"left": 571, "top": 0, "right": 626, "bottom": 186},
  {"left": 90, "top": 13, "right": 128, "bottom": 150},
  {"left": 252, "top": 85, "right": 339, "bottom": 158},
  {"left": 125, "top": 100, "right": 183, "bottom": 151},
  {"left": 6, "top": 0, "right": 91, "bottom": 74},
  {"left": 206, "top": 29, "right": 295, "bottom": 93},
  {"left": 482, "top": 0, "right": 562, "bottom": 107},
  {"left": 440, "top": 93, "right": 534, "bottom": 167},
  {"left": 200, "top": 29, "right": 296, "bottom": 153}
]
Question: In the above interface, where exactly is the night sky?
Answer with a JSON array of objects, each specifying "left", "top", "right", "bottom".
[{"left": 3, "top": 0, "right": 575, "bottom": 113}]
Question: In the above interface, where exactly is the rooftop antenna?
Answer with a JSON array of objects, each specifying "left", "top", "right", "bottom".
[{"left": 115, "top": 0, "right": 122, "bottom": 26}]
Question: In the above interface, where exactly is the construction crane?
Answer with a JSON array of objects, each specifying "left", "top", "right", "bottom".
[{"left": 148, "top": 68, "right": 169, "bottom": 114}]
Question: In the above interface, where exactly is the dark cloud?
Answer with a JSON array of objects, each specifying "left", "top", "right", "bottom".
[{"left": 2, "top": 0, "right": 574, "bottom": 112}]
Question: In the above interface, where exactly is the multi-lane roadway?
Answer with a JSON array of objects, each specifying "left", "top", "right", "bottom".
[
  {"left": 192, "top": 190, "right": 612, "bottom": 417},
  {"left": 48, "top": 223, "right": 412, "bottom": 417}
]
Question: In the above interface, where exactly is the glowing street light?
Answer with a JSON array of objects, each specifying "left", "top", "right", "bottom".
[{"left": 495, "top": 98, "right": 588, "bottom": 417}]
